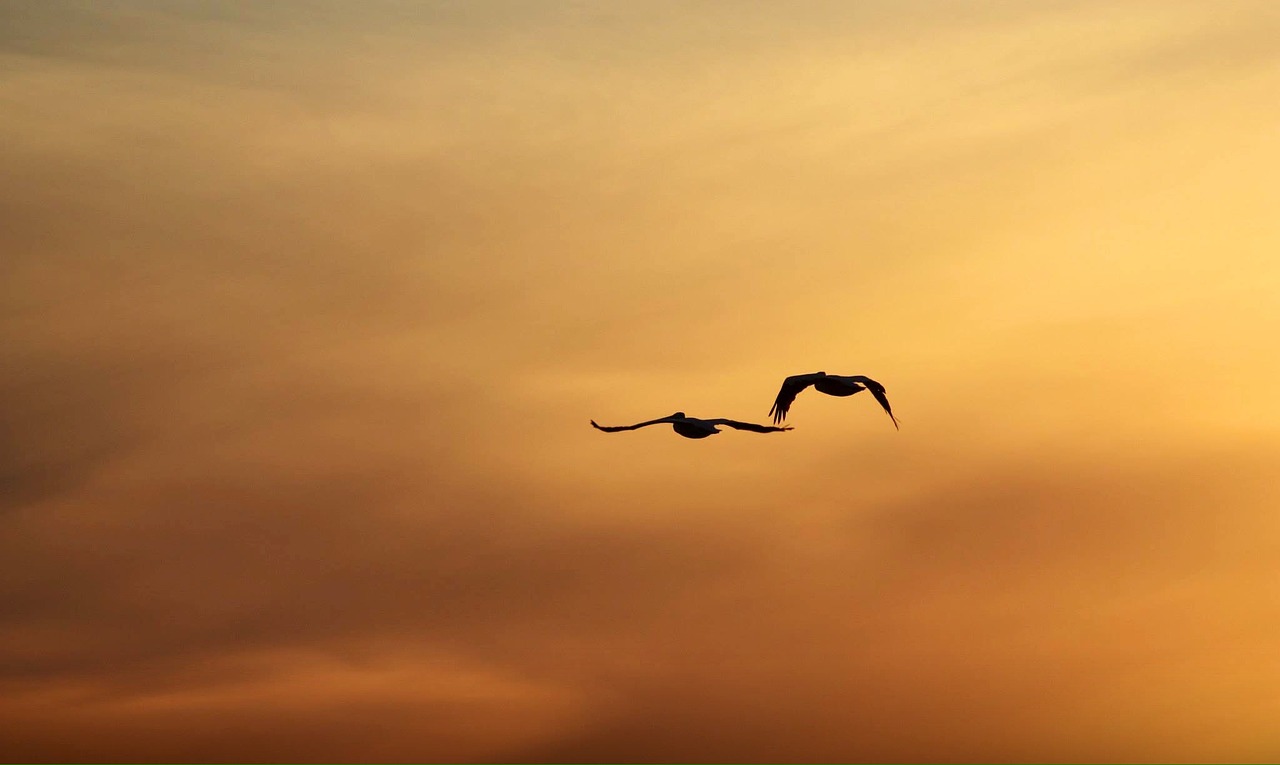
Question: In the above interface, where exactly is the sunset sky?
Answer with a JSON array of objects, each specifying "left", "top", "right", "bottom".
[{"left": 3, "top": 1, "right": 1280, "bottom": 762}]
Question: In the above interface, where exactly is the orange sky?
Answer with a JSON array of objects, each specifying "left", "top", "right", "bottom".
[{"left": 3, "top": 1, "right": 1279, "bottom": 762}]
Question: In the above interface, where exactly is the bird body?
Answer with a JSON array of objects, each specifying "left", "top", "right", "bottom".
[
  {"left": 591, "top": 412, "right": 793, "bottom": 439},
  {"left": 769, "top": 371, "right": 898, "bottom": 428},
  {"left": 813, "top": 376, "right": 867, "bottom": 397}
]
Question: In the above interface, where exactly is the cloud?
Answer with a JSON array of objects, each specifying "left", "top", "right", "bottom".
[
  {"left": 505, "top": 447, "right": 1280, "bottom": 763},
  {"left": 3, "top": 1, "right": 1280, "bottom": 761},
  {"left": 4, "top": 376, "right": 1276, "bottom": 761}
]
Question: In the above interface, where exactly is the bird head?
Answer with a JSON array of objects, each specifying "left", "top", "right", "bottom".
[{"left": 671, "top": 411, "right": 686, "bottom": 419}]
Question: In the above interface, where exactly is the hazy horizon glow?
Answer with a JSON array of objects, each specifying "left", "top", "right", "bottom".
[{"left": 3, "top": 1, "right": 1279, "bottom": 761}]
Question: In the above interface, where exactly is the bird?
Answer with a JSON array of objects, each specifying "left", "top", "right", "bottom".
[
  {"left": 590, "top": 412, "right": 793, "bottom": 439},
  {"left": 768, "top": 372, "right": 899, "bottom": 429}
]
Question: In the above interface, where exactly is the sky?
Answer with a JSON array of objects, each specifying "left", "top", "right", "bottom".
[{"left": 2, "top": 1, "right": 1279, "bottom": 761}]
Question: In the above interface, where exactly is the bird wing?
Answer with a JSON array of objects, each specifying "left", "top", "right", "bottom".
[
  {"left": 590, "top": 417, "right": 674, "bottom": 433},
  {"left": 850, "top": 376, "right": 899, "bottom": 430},
  {"left": 711, "top": 419, "right": 794, "bottom": 433},
  {"left": 868, "top": 387, "right": 899, "bottom": 429},
  {"left": 768, "top": 373, "right": 821, "bottom": 424}
]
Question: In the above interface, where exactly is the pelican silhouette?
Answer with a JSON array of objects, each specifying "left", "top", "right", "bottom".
[
  {"left": 768, "top": 372, "right": 899, "bottom": 429},
  {"left": 591, "top": 412, "right": 793, "bottom": 439}
]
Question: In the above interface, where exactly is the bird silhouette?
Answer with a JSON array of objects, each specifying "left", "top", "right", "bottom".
[
  {"left": 768, "top": 372, "right": 898, "bottom": 429},
  {"left": 591, "top": 412, "right": 793, "bottom": 439}
]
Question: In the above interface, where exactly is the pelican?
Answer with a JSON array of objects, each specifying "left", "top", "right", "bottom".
[
  {"left": 768, "top": 372, "right": 899, "bottom": 429},
  {"left": 590, "top": 412, "right": 793, "bottom": 439}
]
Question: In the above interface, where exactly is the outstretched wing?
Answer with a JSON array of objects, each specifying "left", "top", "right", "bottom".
[
  {"left": 852, "top": 376, "right": 899, "bottom": 430},
  {"left": 590, "top": 417, "right": 672, "bottom": 433},
  {"left": 768, "top": 374, "right": 820, "bottom": 424},
  {"left": 713, "top": 419, "right": 794, "bottom": 434}
]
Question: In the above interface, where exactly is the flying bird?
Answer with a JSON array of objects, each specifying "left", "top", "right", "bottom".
[
  {"left": 768, "top": 372, "right": 899, "bottom": 429},
  {"left": 590, "top": 412, "right": 793, "bottom": 439}
]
